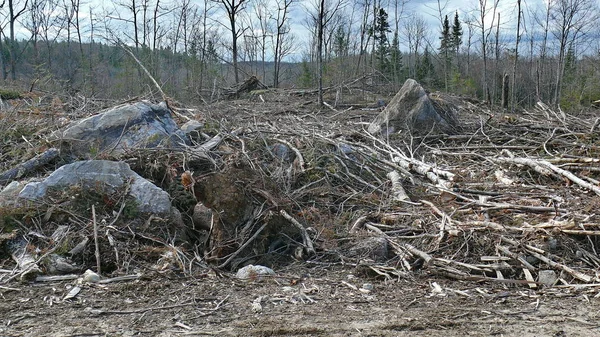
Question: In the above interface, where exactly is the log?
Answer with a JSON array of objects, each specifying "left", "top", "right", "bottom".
[
  {"left": 493, "top": 156, "right": 600, "bottom": 197},
  {"left": 0, "top": 148, "right": 59, "bottom": 184},
  {"left": 6, "top": 238, "right": 42, "bottom": 282},
  {"left": 387, "top": 170, "right": 410, "bottom": 202}
]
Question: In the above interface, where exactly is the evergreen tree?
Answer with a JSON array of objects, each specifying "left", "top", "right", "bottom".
[
  {"left": 333, "top": 25, "right": 349, "bottom": 58},
  {"left": 451, "top": 11, "right": 463, "bottom": 56},
  {"left": 417, "top": 46, "right": 435, "bottom": 86},
  {"left": 390, "top": 31, "right": 403, "bottom": 84},
  {"left": 439, "top": 15, "right": 451, "bottom": 62},
  {"left": 370, "top": 7, "right": 391, "bottom": 74}
]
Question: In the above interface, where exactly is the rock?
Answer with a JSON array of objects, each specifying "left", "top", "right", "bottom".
[
  {"left": 45, "top": 254, "right": 79, "bottom": 275},
  {"left": 236, "top": 264, "right": 275, "bottom": 280},
  {"left": 181, "top": 120, "right": 205, "bottom": 141},
  {"left": 192, "top": 202, "right": 213, "bottom": 231},
  {"left": 270, "top": 143, "right": 295, "bottom": 162},
  {"left": 347, "top": 236, "right": 389, "bottom": 262},
  {"left": 0, "top": 181, "right": 24, "bottom": 206},
  {"left": 18, "top": 160, "right": 172, "bottom": 214},
  {"left": 538, "top": 270, "right": 557, "bottom": 286},
  {"left": 55, "top": 101, "right": 188, "bottom": 156},
  {"left": 82, "top": 269, "right": 101, "bottom": 283},
  {"left": 368, "top": 79, "right": 460, "bottom": 136}
]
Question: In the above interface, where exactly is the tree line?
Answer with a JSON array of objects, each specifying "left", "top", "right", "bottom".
[{"left": 0, "top": 0, "right": 598, "bottom": 110}]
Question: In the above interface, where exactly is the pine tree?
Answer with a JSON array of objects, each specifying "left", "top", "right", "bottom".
[
  {"left": 417, "top": 46, "right": 435, "bottom": 86},
  {"left": 390, "top": 31, "right": 403, "bottom": 84},
  {"left": 439, "top": 14, "right": 451, "bottom": 90},
  {"left": 370, "top": 7, "right": 391, "bottom": 75},
  {"left": 451, "top": 11, "right": 463, "bottom": 56},
  {"left": 439, "top": 15, "right": 451, "bottom": 60}
]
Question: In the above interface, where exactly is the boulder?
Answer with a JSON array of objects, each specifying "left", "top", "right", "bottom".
[
  {"left": 368, "top": 79, "right": 460, "bottom": 136},
  {"left": 18, "top": 160, "right": 172, "bottom": 214},
  {"left": 55, "top": 101, "right": 188, "bottom": 156}
]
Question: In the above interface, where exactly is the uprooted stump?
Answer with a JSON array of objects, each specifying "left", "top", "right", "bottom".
[{"left": 191, "top": 166, "right": 310, "bottom": 269}]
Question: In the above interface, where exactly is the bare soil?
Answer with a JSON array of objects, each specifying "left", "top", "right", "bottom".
[{"left": 2, "top": 265, "right": 599, "bottom": 336}]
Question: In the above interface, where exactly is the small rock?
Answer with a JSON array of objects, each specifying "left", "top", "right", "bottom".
[
  {"left": 82, "top": 269, "right": 101, "bottom": 283},
  {"left": 546, "top": 237, "right": 559, "bottom": 252},
  {"left": 181, "top": 120, "right": 205, "bottom": 141},
  {"left": 538, "top": 270, "right": 557, "bottom": 286},
  {"left": 362, "top": 283, "right": 374, "bottom": 291},
  {"left": 236, "top": 264, "right": 275, "bottom": 280},
  {"left": 270, "top": 143, "right": 295, "bottom": 162},
  {"left": 524, "top": 255, "right": 540, "bottom": 266}
]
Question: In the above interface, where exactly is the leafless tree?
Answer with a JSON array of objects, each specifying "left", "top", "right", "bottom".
[
  {"left": 307, "top": 0, "right": 346, "bottom": 105},
  {"left": 6, "top": 0, "right": 29, "bottom": 80},
  {"left": 474, "top": 0, "right": 500, "bottom": 102},
  {"left": 511, "top": 0, "right": 522, "bottom": 110},
  {"left": 214, "top": 0, "right": 248, "bottom": 83},
  {"left": 272, "top": 0, "right": 294, "bottom": 87},
  {"left": 549, "top": 0, "right": 600, "bottom": 106},
  {"left": 402, "top": 14, "right": 426, "bottom": 79}
]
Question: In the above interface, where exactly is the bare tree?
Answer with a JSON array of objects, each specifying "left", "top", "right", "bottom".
[
  {"left": 214, "top": 0, "right": 248, "bottom": 83},
  {"left": 309, "top": 0, "right": 346, "bottom": 105},
  {"left": 549, "top": 0, "right": 600, "bottom": 106},
  {"left": 7, "top": 0, "right": 29, "bottom": 80},
  {"left": 355, "top": 0, "right": 372, "bottom": 75},
  {"left": 511, "top": 0, "right": 522, "bottom": 110},
  {"left": 474, "top": 0, "right": 500, "bottom": 102},
  {"left": 463, "top": 13, "right": 476, "bottom": 79},
  {"left": 272, "top": 0, "right": 294, "bottom": 87},
  {"left": 402, "top": 14, "right": 426, "bottom": 79}
]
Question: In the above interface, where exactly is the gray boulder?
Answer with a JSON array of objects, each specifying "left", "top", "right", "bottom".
[
  {"left": 55, "top": 101, "right": 188, "bottom": 156},
  {"left": 18, "top": 160, "right": 172, "bottom": 214},
  {"left": 368, "top": 79, "right": 460, "bottom": 136}
]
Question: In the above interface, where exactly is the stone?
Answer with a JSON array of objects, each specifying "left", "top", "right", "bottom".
[
  {"left": 181, "top": 120, "right": 204, "bottom": 141},
  {"left": 18, "top": 160, "right": 172, "bottom": 214},
  {"left": 538, "top": 270, "right": 558, "bottom": 286},
  {"left": 368, "top": 79, "right": 460, "bottom": 136},
  {"left": 270, "top": 143, "right": 295, "bottom": 162},
  {"left": 55, "top": 101, "right": 188, "bottom": 156},
  {"left": 236, "top": 264, "right": 275, "bottom": 280},
  {"left": 192, "top": 202, "right": 213, "bottom": 231}
]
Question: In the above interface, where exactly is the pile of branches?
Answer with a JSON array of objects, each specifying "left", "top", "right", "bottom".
[
  {"left": 1, "top": 89, "right": 600, "bottom": 289},
  {"left": 193, "top": 94, "right": 600, "bottom": 287}
]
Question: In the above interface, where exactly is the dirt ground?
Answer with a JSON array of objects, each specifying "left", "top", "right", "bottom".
[{"left": 2, "top": 264, "right": 599, "bottom": 337}]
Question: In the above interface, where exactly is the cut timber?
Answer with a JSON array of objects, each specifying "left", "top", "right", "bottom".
[
  {"left": 493, "top": 156, "right": 600, "bottom": 196},
  {"left": 7, "top": 239, "right": 42, "bottom": 282},
  {"left": 387, "top": 171, "right": 410, "bottom": 202},
  {"left": 0, "top": 148, "right": 59, "bottom": 184}
]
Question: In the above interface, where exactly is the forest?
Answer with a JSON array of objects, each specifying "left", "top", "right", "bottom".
[{"left": 0, "top": 0, "right": 598, "bottom": 109}]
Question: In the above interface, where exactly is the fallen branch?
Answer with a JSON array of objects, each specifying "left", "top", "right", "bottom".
[
  {"left": 0, "top": 148, "right": 60, "bottom": 185},
  {"left": 92, "top": 205, "right": 101, "bottom": 275},
  {"left": 280, "top": 210, "right": 315, "bottom": 256},
  {"left": 217, "top": 221, "right": 269, "bottom": 269},
  {"left": 493, "top": 156, "right": 600, "bottom": 196},
  {"left": 387, "top": 171, "right": 410, "bottom": 202},
  {"left": 525, "top": 247, "right": 593, "bottom": 283}
]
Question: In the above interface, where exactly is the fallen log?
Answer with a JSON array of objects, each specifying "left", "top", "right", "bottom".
[
  {"left": 0, "top": 148, "right": 59, "bottom": 185},
  {"left": 492, "top": 156, "right": 600, "bottom": 196}
]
